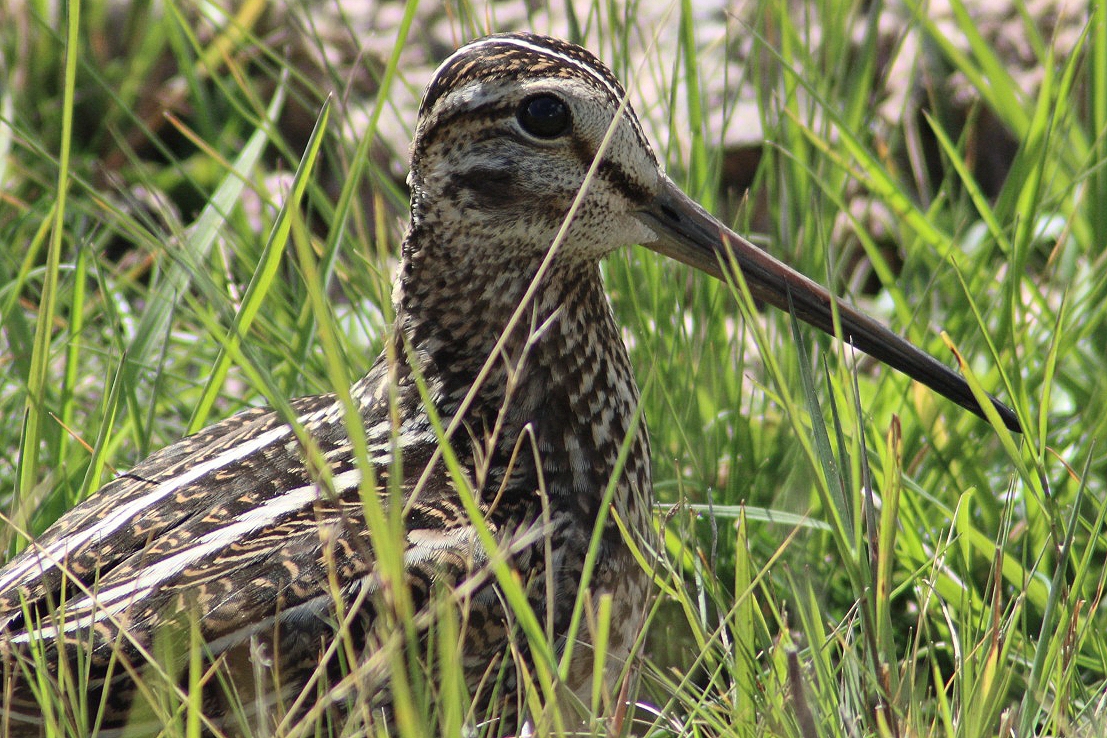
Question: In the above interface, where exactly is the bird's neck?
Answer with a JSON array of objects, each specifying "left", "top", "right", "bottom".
[
  {"left": 390, "top": 224, "right": 650, "bottom": 521},
  {"left": 394, "top": 223, "right": 617, "bottom": 409}
]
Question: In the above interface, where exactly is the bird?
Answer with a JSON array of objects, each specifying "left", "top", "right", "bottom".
[{"left": 0, "top": 32, "right": 1020, "bottom": 737}]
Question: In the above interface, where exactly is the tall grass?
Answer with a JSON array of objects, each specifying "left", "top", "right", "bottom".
[{"left": 0, "top": 0, "right": 1103, "bottom": 735}]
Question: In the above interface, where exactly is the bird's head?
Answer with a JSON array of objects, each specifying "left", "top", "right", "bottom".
[{"left": 408, "top": 32, "right": 662, "bottom": 263}]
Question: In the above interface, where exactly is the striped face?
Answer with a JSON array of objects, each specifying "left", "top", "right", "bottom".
[{"left": 407, "top": 32, "right": 662, "bottom": 262}]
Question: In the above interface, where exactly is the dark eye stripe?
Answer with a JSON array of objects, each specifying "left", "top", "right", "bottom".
[
  {"left": 413, "top": 102, "right": 517, "bottom": 154},
  {"left": 426, "top": 99, "right": 651, "bottom": 205}
]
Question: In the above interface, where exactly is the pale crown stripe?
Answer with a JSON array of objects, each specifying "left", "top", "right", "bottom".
[{"left": 456, "top": 36, "right": 622, "bottom": 102}]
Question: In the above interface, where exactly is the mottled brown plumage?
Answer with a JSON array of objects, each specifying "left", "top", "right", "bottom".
[{"left": 0, "top": 32, "right": 1018, "bottom": 737}]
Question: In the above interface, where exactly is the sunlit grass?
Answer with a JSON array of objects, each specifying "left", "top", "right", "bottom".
[{"left": 1, "top": 0, "right": 1103, "bottom": 735}]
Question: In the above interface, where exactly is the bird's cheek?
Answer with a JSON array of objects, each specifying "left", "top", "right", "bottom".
[{"left": 624, "top": 216, "right": 661, "bottom": 249}]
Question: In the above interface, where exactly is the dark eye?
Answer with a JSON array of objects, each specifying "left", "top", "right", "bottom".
[{"left": 516, "top": 94, "right": 571, "bottom": 139}]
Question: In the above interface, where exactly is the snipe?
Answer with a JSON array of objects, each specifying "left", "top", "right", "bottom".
[{"left": 0, "top": 32, "right": 1019, "bottom": 736}]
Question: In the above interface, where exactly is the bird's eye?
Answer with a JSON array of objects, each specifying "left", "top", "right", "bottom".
[{"left": 516, "top": 94, "right": 571, "bottom": 139}]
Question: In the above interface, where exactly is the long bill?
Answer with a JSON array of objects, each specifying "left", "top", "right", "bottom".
[{"left": 634, "top": 177, "right": 1022, "bottom": 434}]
